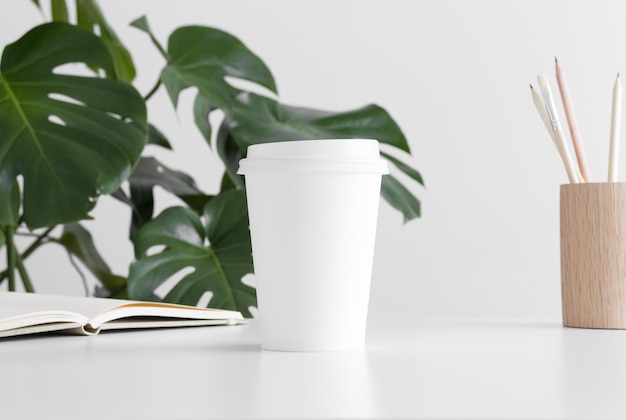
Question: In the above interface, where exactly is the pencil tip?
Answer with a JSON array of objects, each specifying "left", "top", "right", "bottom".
[
  {"left": 530, "top": 83, "right": 534, "bottom": 90},
  {"left": 555, "top": 56, "right": 558, "bottom": 63}
]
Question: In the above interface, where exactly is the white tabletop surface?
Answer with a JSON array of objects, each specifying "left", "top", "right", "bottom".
[{"left": 1, "top": 318, "right": 626, "bottom": 420}]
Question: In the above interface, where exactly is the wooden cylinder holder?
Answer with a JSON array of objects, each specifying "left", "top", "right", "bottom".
[{"left": 561, "top": 183, "right": 626, "bottom": 329}]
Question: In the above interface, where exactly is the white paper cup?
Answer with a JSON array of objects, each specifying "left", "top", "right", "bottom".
[{"left": 237, "top": 139, "right": 389, "bottom": 351}]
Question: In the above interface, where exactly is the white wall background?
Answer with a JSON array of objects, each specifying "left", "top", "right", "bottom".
[{"left": 2, "top": 0, "right": 626, "bottom": 320}]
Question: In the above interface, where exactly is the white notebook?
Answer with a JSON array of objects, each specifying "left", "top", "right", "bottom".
[{"left": 0, "top": 292, "right": 245, "bottom": 338}]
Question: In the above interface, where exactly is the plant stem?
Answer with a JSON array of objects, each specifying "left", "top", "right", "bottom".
[
  {"left": 149, "top": 35, "right": 169, "bottom": 63},
  {"left": 15, "top": 250, "right": 34, "bottom": 293},
  {"left": 4, "top": 226, "right": 16, "bottom": 291},
  {"left": 21, "top": 226, "right": 56, "bottom": 260},
  {"left": 0, "top": 225, "right": 56, "bottom": 285},
  {"left": 143, "top": 78, "right": 162, "bottom": 102}
]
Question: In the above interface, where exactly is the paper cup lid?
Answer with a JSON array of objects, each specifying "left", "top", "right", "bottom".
[{"left": 237, "top": 139, "right": 389, "bottom": 174}]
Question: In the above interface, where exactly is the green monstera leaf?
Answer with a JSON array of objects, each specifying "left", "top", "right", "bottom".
[
  {"left": 127, "top": 189, "right": 256, "bottom": 317},
  {"left": 132, "top": 18, "right": 275, "bottom": 144},
  {"left": 158, "top": 25, "right": 277, "bottom": 110},
  {"left": 223, "top": 92, "right": 422, "bottom": 221},
  {"left": 227, "top": 92, "right": 410, "bottom": 152},
  {"left": 77, "top": 0, "right": 136, "bottom": 82},
  {"left": 0, "top": 23, "right": 147, "bottom": 228},
  {"left": 58, "top": 222, "right": 127, "bottom": 296},
  {"left": 126, "top": 156, "right": 204, "bottom": 238}
]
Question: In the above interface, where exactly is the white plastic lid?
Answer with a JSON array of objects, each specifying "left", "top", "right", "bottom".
[{"left": 237, "top": 139, "right": 389, "bottom": 174}]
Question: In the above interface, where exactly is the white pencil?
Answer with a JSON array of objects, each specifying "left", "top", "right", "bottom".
[
  {"left": 609, "top": 73, "right": 622, "bottom": 182},
  {"left": 537, "top": 75, "right": 580, "bottom": 183},
  {"left": 555, "top": 57, "right": 590, "bottom": 182}
]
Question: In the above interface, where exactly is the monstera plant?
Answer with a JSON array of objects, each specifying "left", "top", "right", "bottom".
[{"left": 0, "top": 0, "right": 423, "bottom": 317}]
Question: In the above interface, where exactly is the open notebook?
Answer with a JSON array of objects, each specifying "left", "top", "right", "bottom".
[{"left": 0, "top": 292, "right": 245, "bottom": 338}]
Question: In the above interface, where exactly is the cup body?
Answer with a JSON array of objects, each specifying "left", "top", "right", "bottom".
[
  {"left": 238, "top": 139, "right": 388, "bottom": 351},
  {"left": 560, "top": 182, "right": 626, "bottom": 329}
]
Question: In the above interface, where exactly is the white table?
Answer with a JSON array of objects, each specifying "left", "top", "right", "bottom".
[{"left": 2, "top": 318, "right": 626, "bottom": 419}]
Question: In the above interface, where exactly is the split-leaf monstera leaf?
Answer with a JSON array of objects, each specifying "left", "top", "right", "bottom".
[
  {"left": 222, "top": 92, "right": 423, "bottom": 222},
  {"left": 0, "top": 23, "right": 147, "bottom": 229},
  {"left": 128, "top": 189, "right": 255, "bottom": 317},
  {"left": 156, "top": 25, "right": 277, "bottom": 112}
]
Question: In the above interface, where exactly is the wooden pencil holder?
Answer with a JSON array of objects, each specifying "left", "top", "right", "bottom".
[{"left": 560, "top": 183, "right": 626, "bottom": 329}]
